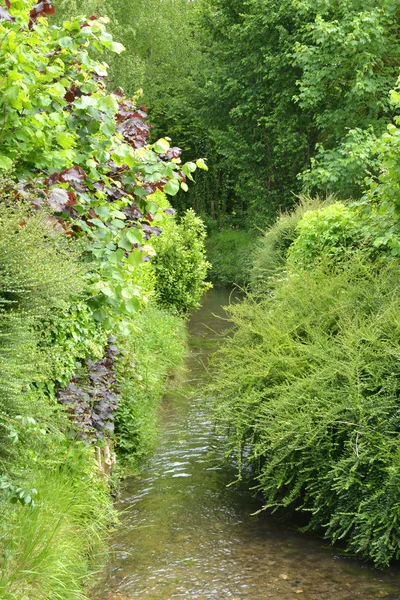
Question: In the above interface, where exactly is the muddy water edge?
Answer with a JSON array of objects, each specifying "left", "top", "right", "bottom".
[{"left": 96, "top": 287, "right": 400, "bottom": 600}]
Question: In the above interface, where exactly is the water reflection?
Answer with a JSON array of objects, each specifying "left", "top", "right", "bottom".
[{"left": 98, "top": 288, "right": 400, "bottom": 600}]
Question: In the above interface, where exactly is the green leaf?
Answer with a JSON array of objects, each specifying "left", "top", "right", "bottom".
[
  {"left": 126, "top": 228, "right": 144, "bottom": 244},
  {"left": 0, "top": 154, "right": 13, "bottom": 170},
  {"left": 196, "top": 158, "right": 208, "bottom": 171},
  {"left": 146, "top": 201, "right": 159, "bottom": 214},
  {"left": 108, "top": 249, "right": 124, "bottom": 264},
  {"left": 164, "top": 178, "right": 180, "bottom": 196},
  {"left": 153, "top": 138, "right": 170, "bottom": 153},
  {"left": 182, "top": 162, "right": 196, "bottom": 175},
  {"left": 101, "top": 121, "right": 116, "bottom": 137},
  {"left": 56, "top": 132, "right": 75, "bottom": 150},
  {"left": 89, "top": 218, "right": 107, "bottom": 229},
  {"left": 95, "top": 205, "right": 110, "bottom": 218},
  {"left": 118, "top": 233, "right": 132, "bottom": 251},
  {"left": 125, "top": 298, "right": 140, "bottom": 313},
  {"left": 111, "top": 219, "right": 126, "bottom": 229},
  {"left": 110, "top": 41, "right": 125, "bottom": 54},
  {"left": 127, "top": 249, "right": 143, "bottom": 267}
]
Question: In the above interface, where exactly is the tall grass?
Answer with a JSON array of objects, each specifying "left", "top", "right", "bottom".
[
  {"left": 0, "top": 459, "right": 112, "bottom": 600},
  {"left": 115, "top": 303, "right": 186, "bottom": 468}
]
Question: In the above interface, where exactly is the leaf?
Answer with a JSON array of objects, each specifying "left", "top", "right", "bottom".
[
  {"left": 89, "top": 218, "right": 107, "bottom": 229},
  {"left": 196, "top": 158, "right": 208, "bottom": 171},
  {"left": 0, "top": 153, "right": 13, "bottom": 170},
  {"left": 127, "top": 249, "right": 142, "bottom": 267},
  {"left": 48, "top": 188, "right": 69, "bottom": 211},
  {"left": 125, "top": 298, "right": 140, "bottom": 313},
  {"left": 101, "top": 121, "right": 116, "bottom": 137},
  {"left": 118, "top": 233, "right": 132, "bottom": 251},
  {"left": 164, "top": 178, "right": 180, "bottom": 196},
  {"left": 182, "top": 162, "right": 196, "bottom": 175},
  {"left": 56, "top": 132, "right": 75, "bottom": 150},
  {"left": 111, "top": 219, "right": 126, "bottom": 229},
  {"left": 110, "top": 41, "right": 125, "bottom": 54},
  {"left": 95, "top": 205, "right": 110, "bottom": 218},
  {"left": 146, "top": 201, "right": 158, "bottom": 214},
  {"left": 126, "top": 228, "right": 143, "bottom": 244},
  {"left": 0, "top": 6, "right": 15, "bottom": 22},
  {"left": 153, "top": 138, "right": 170, "bottom": 153}
]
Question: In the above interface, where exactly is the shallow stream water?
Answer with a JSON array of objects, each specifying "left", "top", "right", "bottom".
[{"left": 98, "top": 288, "right": 400, "bottom": 600}]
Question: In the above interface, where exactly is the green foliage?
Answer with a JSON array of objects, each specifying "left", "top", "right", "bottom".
[
  {"left": 356, "top": 79, "right": 400, "bottom": 257},
  {"left": 0, "top": 200, "right": 84, "bottom": 316},
  {"left": 186, "top": 0, "right": 312, "bottom": 225},
  {"left": 53, "top": 0, "right": 201, "bottom": 133},
  {"left": 1, "top": 0, "right": 206, "bottom": 332},
  {"left": 205, "top": 228, "right": 257, "bottom": 287},
  {"left": 299, "top": 128, "right": 380, "bottom": 199},
  {"left": 251, "top": 196, "right": 331, "bottom": 287},
  {"left": 152, "top": 209, "right": 211, "bottom": 313},
  {"left": 56, "top": 0, "right": 400, "bottom": 227},
  {"left": 294, "top": 0, "right": 400, "bottom": 197},
  {"left": 211, "top": 256, "right": 400, "bottom": 566},
  {"left": 39, "top": 301, "right": 107, "bottom": 389},
  {"left": 114, "top": 304, "right": 186, "bottom": 467},
  {"left": 0, "top": 453, "right": 112, "bottom": 600},
  {"left": 0, "top": 201, "right": 83, "bottom": 426},
  {"left": 286, "top": 202, "right": 368, "bottom": 269},
  {"left": 0, "top": 4, "right": 208, "bottom": 597}
]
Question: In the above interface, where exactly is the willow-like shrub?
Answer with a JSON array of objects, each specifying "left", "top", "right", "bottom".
[{"left": 211, "top": 255, "right": 400, "bottom": 566}]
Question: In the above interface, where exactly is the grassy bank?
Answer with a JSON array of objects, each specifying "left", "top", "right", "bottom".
[{"left": 115, "top": 304, "right": 187, "bottom": 469}]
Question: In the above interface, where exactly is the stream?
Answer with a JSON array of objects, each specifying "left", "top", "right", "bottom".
[{"left": 97, "top": 287, "right": 400, "bottom": 600}]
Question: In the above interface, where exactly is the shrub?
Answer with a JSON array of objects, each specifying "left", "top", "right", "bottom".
[
  {"left": 287, "top": 202, "right": 369, "bottom": 269},
  {"left": 152, "top": 209, "right": 211, "bottom": 313},
  {"left": 250, "top": 195, "right": 332, "bottom": 287},
  {"left": 206, "top": 228, "right": 256, "bottom": 287},
  {"left": 0, "top": 201, "right": 84, "bottom": 317},
  {"left": 211, "top": 256, "right": 400, "bottom": 566}
]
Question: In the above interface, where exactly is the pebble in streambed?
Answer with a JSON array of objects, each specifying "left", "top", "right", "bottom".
[{"left": 96, "top": 289, "right": 400, "bottom": 600}]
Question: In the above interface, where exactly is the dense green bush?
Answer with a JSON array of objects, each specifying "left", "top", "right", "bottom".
[
  {"left": 286, "top": 202, "right": 368, "bottom": 269},
  {"left": 0, "top": 203, "right": 84, "bottom": 316},
  {"left": 212, "top": 256, "right": 400, "bottom": 566},
  {"left": 205, "top": 228, "right": 257, "bottom": 287},
  {"left": 152, "top": 209, "right": 211, "bottom": 313},
  {"left": 250, "top": 196, "right": 331, "bottom": 287}
]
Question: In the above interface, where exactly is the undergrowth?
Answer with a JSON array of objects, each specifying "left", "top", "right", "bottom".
[
  {"left": 205, "top": 228, "right": 257, "bottom": 286},
  {"left": 0, "top": 459, "right": 112, "bottom": 600},
  {"left": 114, "top": 303, "right": 186, "bottom": 469}
]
